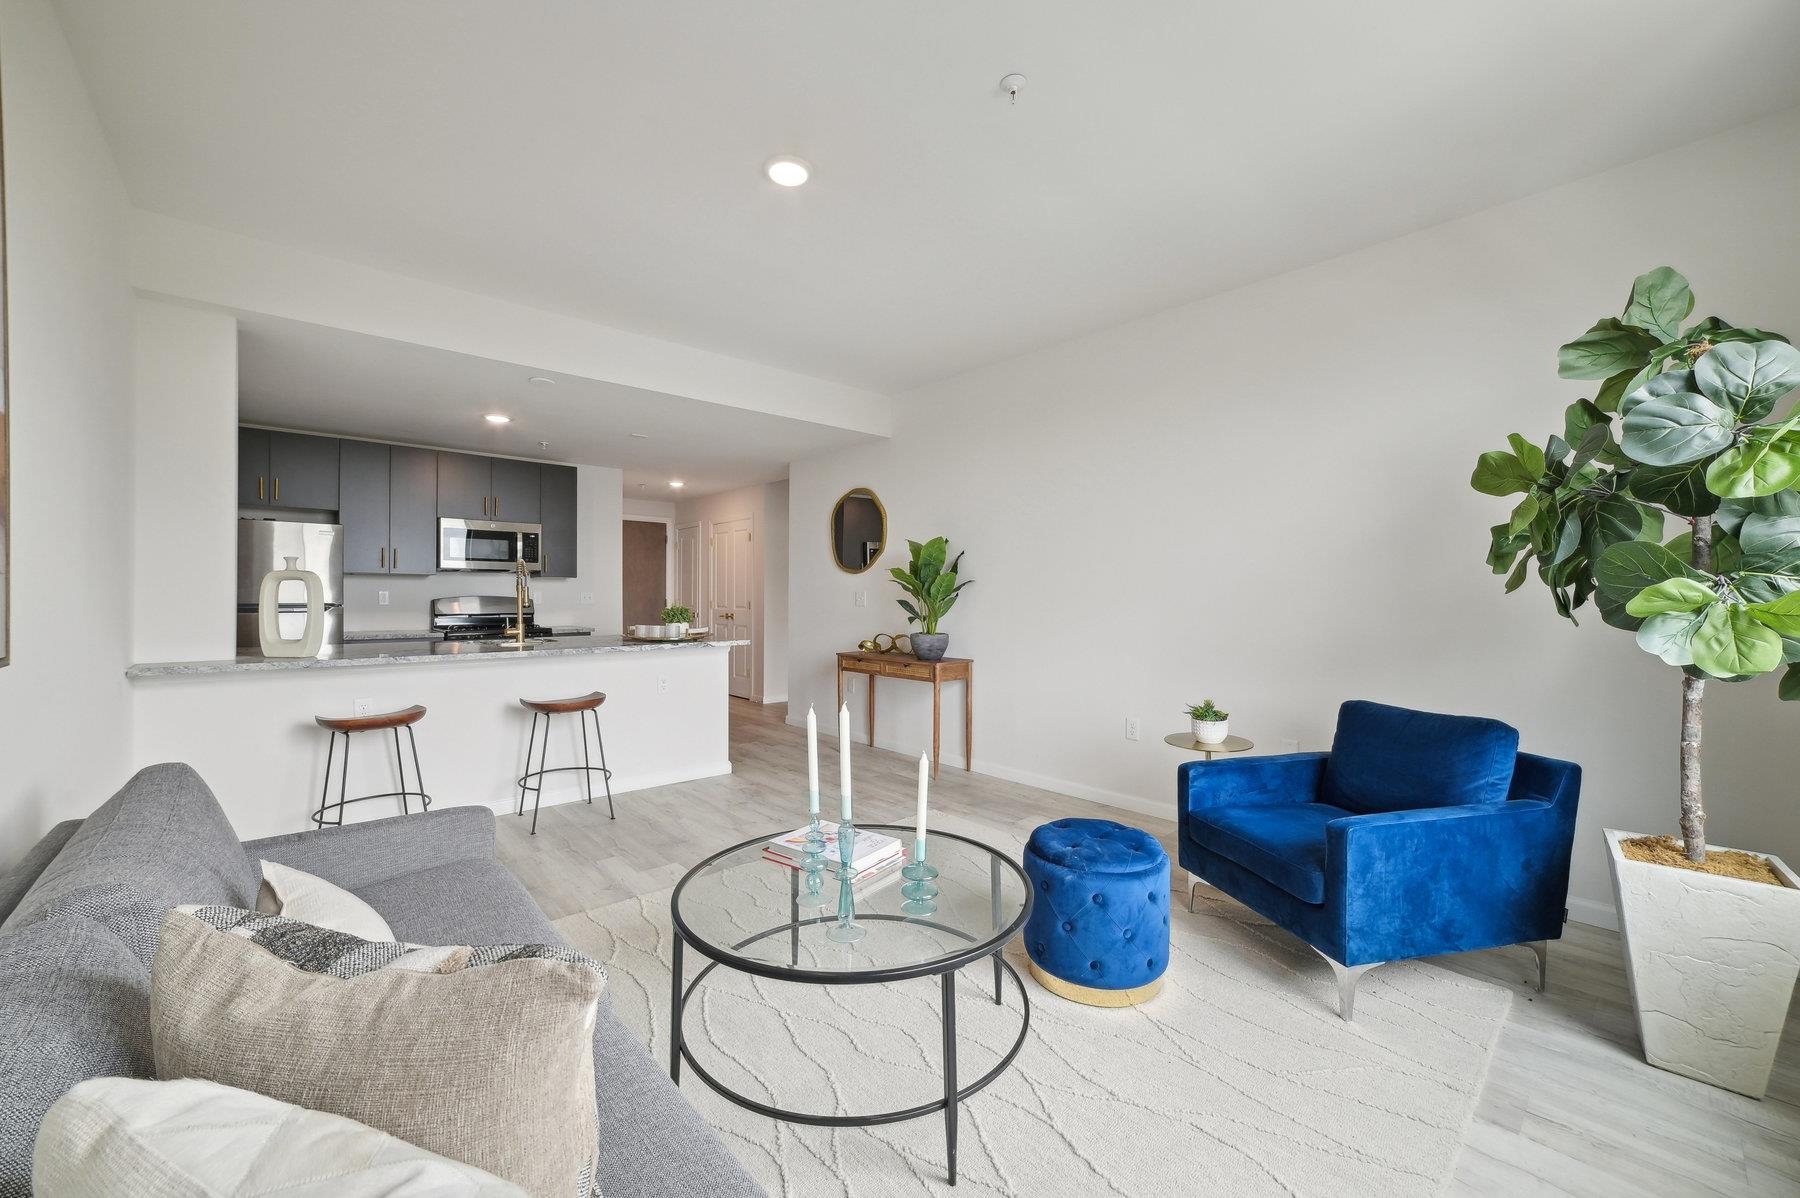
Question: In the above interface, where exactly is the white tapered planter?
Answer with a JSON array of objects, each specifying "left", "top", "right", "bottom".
[{"left": 1606, "top": 828, "right": 1800, "bottom": 1098}]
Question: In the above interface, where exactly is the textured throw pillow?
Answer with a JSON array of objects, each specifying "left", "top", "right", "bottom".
[
  {"left": 34, "top": 1075, "right": 526, "bottom": 1197},
  {"left": 151, "top": 907, "right": 605, "bottom": 1198},
  {"left": 256, "top": 860, "right": 394, "bottom": 941}
]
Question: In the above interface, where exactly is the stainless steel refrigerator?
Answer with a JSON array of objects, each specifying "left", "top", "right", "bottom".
[{"left": 236, "top": 520, "right": 345, "bottom": 650}]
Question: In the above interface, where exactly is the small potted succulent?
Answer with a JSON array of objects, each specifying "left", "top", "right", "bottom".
[
  {"left": 659, "top": 604, "right": 696, "bottom": 638},
  {"left": 1185, "top": 700, "right": 1229, "bottom": 745}
]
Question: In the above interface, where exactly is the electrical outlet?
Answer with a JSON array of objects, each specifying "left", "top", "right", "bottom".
[
  {"left": 377, "top": 590, "right": 389, "bottom": 606},
  {"left": 353, "top": 698, "right": 374, "bottom": 717},
  {"left": 854, "top": 591, "right": 867, "bottom": 608},
  {"left": 1125, "top": 716, "right": 1141, "bottom": 741},
  {"left": 579, "top": 592, "right": 595, "bottom": 606},
  {"left": 1280, "top": 737, "right": 1300, "bottom": 753},
  {"left": 658, "top": 676, "right": 669, "bottom": 694}
]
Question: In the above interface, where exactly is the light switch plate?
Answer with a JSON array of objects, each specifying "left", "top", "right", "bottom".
[
  {"left": 854, "top": 591, "right": 867, "bottom": 607},
  {"left": 377, "top": 590, "right": 389, "bottom": 606}
]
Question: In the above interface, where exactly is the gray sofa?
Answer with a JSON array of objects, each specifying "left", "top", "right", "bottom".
[{"left": 0, "top": 762, "right": 763, "bottom": 1198}]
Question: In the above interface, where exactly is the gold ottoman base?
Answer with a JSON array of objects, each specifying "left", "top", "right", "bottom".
[{"left": 1027, "top": 960, "right": 1164, "bottom": 1008}]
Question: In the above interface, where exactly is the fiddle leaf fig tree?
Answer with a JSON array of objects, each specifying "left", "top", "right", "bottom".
[{"left": 1474, "top": 267, "right": 1800, "bottom": 864}]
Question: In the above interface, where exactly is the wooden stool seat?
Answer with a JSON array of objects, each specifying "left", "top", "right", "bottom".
[
  {"left": 315, "top": 704, "right": 427, "bottom": 734},
  {"left": 519, "top": 692, "right": 606, "bottom": 715}
]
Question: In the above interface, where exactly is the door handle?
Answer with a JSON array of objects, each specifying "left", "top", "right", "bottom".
[
  {"left": 494, "top": 495, "right": 500, "bottom": 518},
  {"left": 273, "top": 477, "right": 281, "bottom": 502},
  {"left": 392, "top": 547, "right": 398, "bottom": 569},
  {"left": 380, "top": 547, "right": 386, "bottom": 569},
  {"left": 257, "top": 476, "right": 265, "bottom": 501},
  {"left": 482, "top": 496, "right": 490, "bottom": 517}
]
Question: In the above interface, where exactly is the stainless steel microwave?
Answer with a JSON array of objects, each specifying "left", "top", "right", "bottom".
[{"left": 437, "top": 518, "right": 543, "bottom": 573}]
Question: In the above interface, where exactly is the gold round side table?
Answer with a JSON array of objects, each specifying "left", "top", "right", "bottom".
[{"left": 1163, "top": 731, "right": 1254, "bottom": 762}]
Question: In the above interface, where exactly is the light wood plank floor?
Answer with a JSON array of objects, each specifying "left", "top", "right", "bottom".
[{"left": 497, "top": 699, "right": 1800, "bottom": 1197}]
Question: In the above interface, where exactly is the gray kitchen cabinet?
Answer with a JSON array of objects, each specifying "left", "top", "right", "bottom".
[
  {"left": 268, "top": 431, "right": 341, "bottom": 510},
  {"left": 388, "top": 446, "right": 438, "bottom": 575},
  {"left": 491, "top": 457, "right": 541, "bottom": 524},
  {"left": 436, "top": 451, "right": 492, "bottom": 520},
  {"left": 539, "top": 464, "right": 578, "bottom": 578},
  {"left": 238, "top": 427, "right": 271, "bottom": 505},
  {"left": 338, "top": 440, "right": 391, "bottom": 573}
]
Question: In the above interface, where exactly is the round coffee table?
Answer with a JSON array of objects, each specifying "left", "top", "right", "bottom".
[{"left": 668, "top": 825, "right": 1032, "bottom": 1185}]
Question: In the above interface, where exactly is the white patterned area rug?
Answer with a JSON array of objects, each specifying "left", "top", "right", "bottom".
[{"left": 556, "top": 889, "right": 1510, "bottom": 1197}]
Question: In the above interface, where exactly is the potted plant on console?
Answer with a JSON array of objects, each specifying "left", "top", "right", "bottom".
[
  {"left": 660, "top": 605, "right": 695, "bottom": 638},
  {"left": 1185, "top": 700, "right": 1229, "bottom": 745},
  {"left": 889, "top": 537, "right": 972, "bottom": 662},
  {"left": 1472, "top": 266, "right": 1800, "bottom": 1098}
]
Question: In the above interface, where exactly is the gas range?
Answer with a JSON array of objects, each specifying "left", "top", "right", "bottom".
[{"left": 430, "top": 595, "right": 555, "bottom": 641}]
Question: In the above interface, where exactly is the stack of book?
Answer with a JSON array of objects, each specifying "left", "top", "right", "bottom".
[{"left": 763, "top": 824, "right": 904, "bottom": 884}]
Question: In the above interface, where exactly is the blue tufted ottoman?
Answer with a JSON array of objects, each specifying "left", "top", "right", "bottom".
[{"left": 1022, "top": 818, "right": 1170, "bottom": 1007}]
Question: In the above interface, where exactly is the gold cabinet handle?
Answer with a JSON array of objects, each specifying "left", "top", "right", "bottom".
[
  {"left": 257, "top": 476, "right": 265, "bottom": 500},
  {"left": 392, "top": 547, "right": 398, "bottom": 569},
  {"left": 273, "top": 477, "right": 281, "bottom": 502},
  {"left": 493, "top": 495, "right": 500, "bottom": 518},
  {"left": 380, "top": 547, "right": 386, "bottom": 569}
]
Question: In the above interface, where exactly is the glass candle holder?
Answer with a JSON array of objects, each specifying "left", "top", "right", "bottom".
[
  {"left": 826, "top": 818, "right": 866, "bottom": 943},
  {"left": 900, "top": 836, "right": 941, "bottom": 916},
  {"left": 797, "top": 811, "right": 830, "bottom": 908}
]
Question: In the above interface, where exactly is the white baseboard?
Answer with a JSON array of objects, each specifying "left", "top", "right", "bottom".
[
  {"left": 758, "top": 693, "right": 788, "bottom": 705},
  {"left": 477, "top": 760, "right": 733, "bottom": 813},
  {"left": 1565, "top": 895, "right": 1618, "bottom": 931}
]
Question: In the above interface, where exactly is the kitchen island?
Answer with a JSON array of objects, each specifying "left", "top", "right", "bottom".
[{"left": 127, "top": 634, "right": 747, "bottom": 840}]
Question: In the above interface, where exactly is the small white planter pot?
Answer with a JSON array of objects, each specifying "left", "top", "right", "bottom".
[
  {"left": 663, "top": 623, "right": 689, "bottom": 638},
  {"left": 1193, "top": 718, "right": 1229, "bottom": 745},
  {"left": 1606, "top": 827, "right": 1800, "bottom": 1098}
]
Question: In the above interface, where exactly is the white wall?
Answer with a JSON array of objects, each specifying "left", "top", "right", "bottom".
[
  {"left": 675, "top": 483, "right": 788, "bottom": 702},
  {"left": 0, "top": 0, "right": 136, "bottom": 867},
  {"left": 787, "top": 106, "right": 1800, "bottom": 928},
  {"left": 133, "top": 298, "right": 237, "bottom": 662},
  {"left": 623, "top": 497, "right": 677, "bottom": 521},
  {"left": 339, "top": 463, "right": 623, "bottom": 633}
]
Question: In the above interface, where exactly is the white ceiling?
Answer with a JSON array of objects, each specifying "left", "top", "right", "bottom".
[
  {"left": 58, "top": 2, "right": 1800, "bottom": 392},
  {"left": 235, "top": 314, "right": 875, "bottom": 496}
]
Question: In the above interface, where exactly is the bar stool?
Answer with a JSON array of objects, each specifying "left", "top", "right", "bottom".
[
  {"left": 516, "top": 691, "right": 613, "bottom": 836},
  {"left": 313, "top": 705, "right": 430, "bottom": 828}
]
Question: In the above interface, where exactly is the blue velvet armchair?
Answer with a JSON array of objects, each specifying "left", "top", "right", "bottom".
[{"left": 1177, "top": 700, "right": 1580, "bottom": 1019}]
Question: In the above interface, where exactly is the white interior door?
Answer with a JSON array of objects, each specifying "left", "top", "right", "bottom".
[
  {"left": 709, "top": 516, "right": 754, "bottom": 698},
  {"left": 674, "top": 522, "right": 702, "bottom": 616}
]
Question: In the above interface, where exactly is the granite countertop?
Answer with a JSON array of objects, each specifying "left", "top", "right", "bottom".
[
  {"left": 342, "top": 626, "right": 595, "bottom": 642},
  {"left": 126, "top": 633, "right": 746, "bottom": 679}
]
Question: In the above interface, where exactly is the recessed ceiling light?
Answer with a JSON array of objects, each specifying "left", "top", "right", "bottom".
[
  {"left": 527, "top": 376, "right": 556, "bottom": 385},
  {"left": 484, "top": 413, "right": 511, "bottom": 424},
  {"left": 669, "top": 479, "right": 685, "bottom": 489},
  {"left": 764, "top": 156, "right": 811, "bottom": 187}
]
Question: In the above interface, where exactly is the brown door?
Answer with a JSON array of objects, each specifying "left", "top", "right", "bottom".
[{"left": 622, "top": 520, "right": 668, "bottom": 627}]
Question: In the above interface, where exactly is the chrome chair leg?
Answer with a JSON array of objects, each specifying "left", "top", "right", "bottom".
[
  {"left": 1314, "top": 949, "right": 1381, "bottom": 1021},
  {"left": 1529, "top": 940, "right": 1548, "bottom": 993}
]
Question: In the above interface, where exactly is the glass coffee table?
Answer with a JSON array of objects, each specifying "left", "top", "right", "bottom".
[{"left": 668, "top": 825, "right": 1032, "bottom": 1185}]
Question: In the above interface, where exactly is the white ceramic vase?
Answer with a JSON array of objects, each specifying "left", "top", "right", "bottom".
[
  {"left": 664, "top": 622, "right": 690, "bottom": 638},
  {"left": 1193, "top": 718, "right": 1228, "bottom": 745},
  {"left": 1605, "top": 827, "right": 1800, "bottom": 1098},
  {"left": 258, "top": 556, "right": 326, "bottom": 659}
]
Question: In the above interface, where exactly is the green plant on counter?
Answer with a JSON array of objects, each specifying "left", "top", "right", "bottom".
[
  {"left": 889, "top": 537, "right": 972, "bottom": 634},
  {"left": 660, "top": 605, "right": 696, "bottom": 624},
  {"left": 1471, "top": 266, "right": 1800, "bottom": 863},
  {"left": 1185, "top": 700, "right": 1228, "bottom": 721}
]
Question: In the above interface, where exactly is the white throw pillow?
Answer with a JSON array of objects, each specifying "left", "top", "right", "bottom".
[
  {"left": 33, "top": 1076, "right": 526, "bottom": 1197},
  {"left": 255, "top": 859, "right": 393, "bottom": 941}
]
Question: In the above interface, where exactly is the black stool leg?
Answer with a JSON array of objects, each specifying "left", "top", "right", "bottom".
[
  {"left": 407, "top": 725, "right": 429, "bottom": 810},
  {"left": 579, "top": 708, "right": 594, "bottom": 806},
  {"left": 336, "top": 731, "right": 352, "bottom": 827},
  {"left": 530, "top": 712, "right": 553, "bottom": 836},
  {"left": 593, "top": 708, "right": 615, "bottom": 820},
  {"left": 392, "top": 727, "right": 409, "bottom": 815},
  {"left": 315, "top": 730, "right": 338, "bottom": 828},
  {"left": 518, "top": 712, "right": 539, "bottom": 818}
]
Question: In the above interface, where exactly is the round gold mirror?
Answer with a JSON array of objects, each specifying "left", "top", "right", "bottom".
[{"left": 830, "top": 488, "right": 887, "bottom": 574}]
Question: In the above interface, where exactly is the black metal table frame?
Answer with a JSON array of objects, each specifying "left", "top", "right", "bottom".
[{"left": 668, "top": 825, "right": 1033, "bottom": 1186}]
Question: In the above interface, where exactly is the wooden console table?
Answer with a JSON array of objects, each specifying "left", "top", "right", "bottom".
[{"left": 836, "top": 651, "right": 972, "bottom": 778}]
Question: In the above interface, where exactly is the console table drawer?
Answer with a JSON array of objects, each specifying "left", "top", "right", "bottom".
[{"left": 877, "top": 659, "right": 934, "bottom": 680}]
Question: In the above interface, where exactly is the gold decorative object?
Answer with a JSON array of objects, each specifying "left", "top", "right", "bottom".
[{"left": 856, "top": 632, "right": 912, "bottom": 655}]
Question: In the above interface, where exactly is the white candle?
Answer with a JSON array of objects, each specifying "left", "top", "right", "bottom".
[
  {"left": 806, "top": 704, "right": 820, "bottom": 814},
  {"left": 915, "top": 752, "right": 930, "bottom": 842},
  {"left": 839, "top": 702, "right": 853, "bottom": 822}
]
